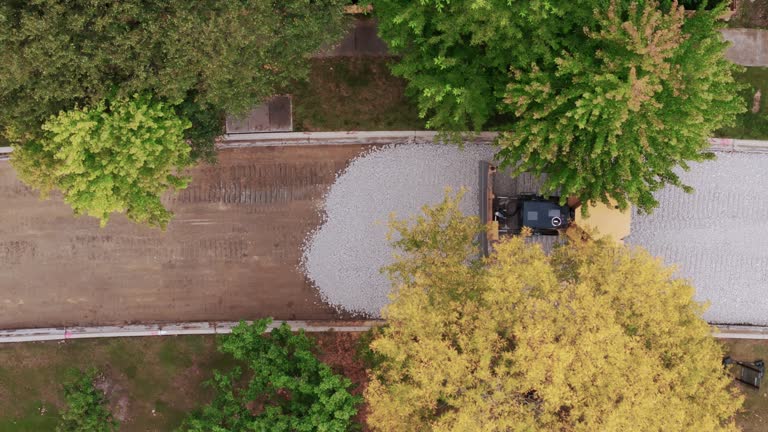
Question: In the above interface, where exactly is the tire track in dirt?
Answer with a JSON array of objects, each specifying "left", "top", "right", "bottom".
[
  {"left": 0, "top": 182, "right": 36, "bottom": 198},
  {"left": 169, "top": 161, "right": 338, "bottom": 206},
  {"left": 0, "top": 240, "right": 37, "bottom": 265},
  {"left": 0, "top": 145, "right": 368, "bottom": 328},
  {"left": 49, "top": 235, "right": 251, "bottom": 263}
]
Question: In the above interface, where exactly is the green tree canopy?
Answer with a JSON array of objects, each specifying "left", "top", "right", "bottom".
[
  {"left": 182, "top": 319, "right": 361, "bottom": 432},
  {"left": 497, "top": 1, "right": 744, "bottom": 211},
  {"left": 373, "top": 0, "right": 744, "bottom": 212},
  {"left": 365, "top": 191, "right": 742, "bottom": 431},
  {"left": 11, "top": 95, "right": 192, "bottom": 229},
  {"left": 372, "top": 0, "right": 599, "bottom": 132},
  {"left": 57, "top": 368, "right": 118, "bottom": 432},
  {"left": 0, "top": 0, "right": 349, "bottom": 158}
]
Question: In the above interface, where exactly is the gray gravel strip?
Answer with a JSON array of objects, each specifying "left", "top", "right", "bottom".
[
  {"left": 302, "top": 143, "right": 495, "bottom": 317},
  {"left": 627, "top": 152, "right": 768, "bottom": 325}
]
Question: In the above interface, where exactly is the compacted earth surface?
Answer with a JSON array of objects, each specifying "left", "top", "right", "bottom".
[
  {"left": 0, "top": 145, "right": 369, "bottom": 328},
  {"left": 721, "top": 338, "right": 768, "bottom": 432}
]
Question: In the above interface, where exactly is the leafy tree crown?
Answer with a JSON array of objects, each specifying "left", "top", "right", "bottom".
[
  {"left": 181, "top": 319, "right": 362, "bottom": 432},
  {"left": 11, "top": 95, "right": 192, "bottom": 229},
  {"left": 365, "top": 191, "right": 743, "bottom": 431},
  {"left": 373, "top": 0, "right": 745, "bottom": 212},
  {"left": 56, "top": 368, "right": 118, "bottom": 432}
]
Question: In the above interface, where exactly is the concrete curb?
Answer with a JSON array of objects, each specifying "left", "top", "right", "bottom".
[
  {"left": 0, "top": 321, "right": 762, "bottom": 343},
  {"left": 218, "top": 131, "right": 498, "bottom": 148},
  {"left": 708, "top": 137, "right": 768, "bottom": 153},
  {"left": 713, "top": 325, "right": 768, "bottom": 340},
  {"left": 218, "top": 132, "right": 768, "bottom": 153},
  {"left": 0, "top": 320, "right": 384, "bottom": 344},
  {"left": 2, "top": 135, "right": 768, "bottom": 156}
]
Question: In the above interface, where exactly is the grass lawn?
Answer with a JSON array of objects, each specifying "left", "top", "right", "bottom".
[
  {"left": 0, "top": 332, "right": 367, "bottom": 432},
  {"left": 290, "top": 57, "right": 424, "bottom": 132},
  {"left": 0, "top": 336, "right": 234, "bottom": 432},
  {"left": 720, "top": 338, "right": 768, "bottom": 432},
  {"left": 288, "top": 57, "right": 768, "bottom": 139},
  {"left": 716, "top": 67, "right": 768, "bottom": 139},
  {"left": 0, "top": 332, "right": 764, "bottom": 431}
]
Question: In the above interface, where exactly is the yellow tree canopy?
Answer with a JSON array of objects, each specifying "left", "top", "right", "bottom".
[{"left": 366, "top": 191, "right": 742, "bottom": 432}]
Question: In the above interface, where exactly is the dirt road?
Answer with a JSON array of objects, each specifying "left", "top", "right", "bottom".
[{"left": 0, "top": 145, "right": 368, "bottom": 328}]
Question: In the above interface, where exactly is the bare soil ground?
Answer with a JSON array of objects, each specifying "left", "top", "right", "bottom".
[
  {"left": 720, "top": 338, "right": 768, "bottom": 432},
  {"left": 730, "top": 0, "right": 768, "bottom": 29},
  {"left": 291, "top": 57, "right": 423, "bottom": 131},
  {"left": 0, "top": 145, "right": 369, "bottom": 328},
  {"left": 313, "top": 331, "right": 370, "bottom": 429}
]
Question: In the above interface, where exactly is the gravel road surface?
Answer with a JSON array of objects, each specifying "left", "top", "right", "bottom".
[
  {"left": 304, "top": 145, "right": 768, "bottom": 325},
  {"left": 627, "top": 152, "right": 768, "bottom": 325},
  {"left": 303, "top": 143, "right": 495, "bottom": 316}
]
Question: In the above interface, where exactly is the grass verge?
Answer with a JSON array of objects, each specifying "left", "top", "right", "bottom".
[
  {"left": 0, "top": 332, "right": 368, "bottom": 432},
  {"left": 1, "top": 333, "right": 763, "bottom": 431},
  {"left": 290, "top": 58, "right": 768, "bottom": 139},
  {"left": 716, "top": 67, "right": 768, "bottom": 140},
  {"left": 720, "top": 338, "right": 768, "bottom": 432},
  {"left": 291, "top": 57, "right": 424, "bottom": 131},
  {"left": 0, "top": 336, "right": 235, "bottom": 432}
]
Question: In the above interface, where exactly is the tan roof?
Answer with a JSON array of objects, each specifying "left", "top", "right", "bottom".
[{"left": 575, "top": 201, "right": 632, "bottom": 243}]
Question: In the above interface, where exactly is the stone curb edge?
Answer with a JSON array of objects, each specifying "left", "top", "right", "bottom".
[
  {"left": 2, "top": 135, "right": 767, "bottom": 158},
  {"left": 713, "top": 325, "right": 768, "bottom": 340},
  {"left": 218, "top": 131, "right": 498, "bottom": 147},
  {"left": 0, "top": 320, "right": 385, "bottom": 344},
  {"left": 0, "top": 146, "right": 11, "bottom": 161},
  {"left": 220, "top": 133, "right": 768, "bottom": 152},
  {"left": 0, "top": 321, "right": 762, "bottom": 343},
  {"left": 708, "top": 137, "right": 768, "bottom": 153}
]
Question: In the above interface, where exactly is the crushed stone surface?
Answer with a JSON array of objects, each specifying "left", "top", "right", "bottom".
[
  {"left": 305, "top": 144, "right": 768, "bottom": 325},
  {"left": 627, "top": 152, "right": 768, "bottom": 325},
  {"left": 302, "top": 143, "right": 495, "bottom": 317}
]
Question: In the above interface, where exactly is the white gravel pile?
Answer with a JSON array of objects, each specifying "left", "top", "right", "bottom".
[
  {"left": 302, "top": 143, "right": 495, "bottom": 317},
  {"left": 627, "top": 152, "right": 768, "bottom": 325}
]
